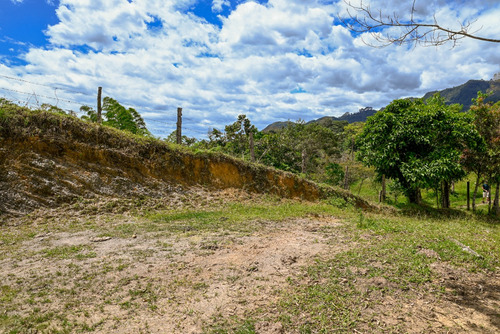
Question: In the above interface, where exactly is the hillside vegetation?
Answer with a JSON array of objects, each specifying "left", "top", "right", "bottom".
[
  {"left": 0, "top": 104, "right": 366, "bottom": 217},
  {"left": 0, "top": 101, "right": 499, "bottom": 333},
  {"left": 423, "top": 79, "right": 500, "bottom": 111}
]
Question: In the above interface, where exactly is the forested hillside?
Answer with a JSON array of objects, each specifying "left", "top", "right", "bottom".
[{"left": 423, "top": 79, "right": 500, "bottom": 110}]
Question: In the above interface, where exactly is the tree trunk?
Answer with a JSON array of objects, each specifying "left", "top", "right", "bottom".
[
  {"left": 343, "top": 166, "right": 349, "bottom": 190},
  {"left": 357, "top": 178, "right": 365, "bottom": 195},
  {"left": 435, "top": 186, "right": 440, "bottom": 209},
  {"left": 301, "top": 149, "right": 307, "bottom": 174},
  {"left": 381, "top": 174, "right": 386, "bottom": 202},
  {"left": 472, "top": 173, "right": 481, "bottom": 211},
  {"left": 441, "top": 181, "right": 450, "bottom": 209},
  {"left": 494, "top": 182, "right": 500, "bottom": 216},
  {"left": 407, "top": 188, "right": 422, "bottom": 204}
]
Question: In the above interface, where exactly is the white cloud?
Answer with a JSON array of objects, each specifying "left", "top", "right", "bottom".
[
  {"left": 2, "top": 0, "right": 500, "bottom": 137},
  {"left": 212, "top": 0, "right": 230, "bottom": 12}
]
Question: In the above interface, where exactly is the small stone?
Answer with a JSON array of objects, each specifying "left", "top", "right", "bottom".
[{"left": 90, "top": 236, "right": 112, "bottom": 242}]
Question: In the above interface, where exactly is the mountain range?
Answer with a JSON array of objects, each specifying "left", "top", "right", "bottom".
[{"left": 262, "top": 78, "right": 500, "bottom": 132}]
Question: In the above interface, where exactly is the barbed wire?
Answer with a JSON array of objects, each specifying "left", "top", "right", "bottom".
[
  {"left": 0, "top": 76, "right": 219, "bottom": 139},
  {"left": 0, "top": 74, "right": 94, "bottom": 96}
]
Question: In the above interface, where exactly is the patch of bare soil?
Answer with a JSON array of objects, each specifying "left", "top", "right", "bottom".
[
  {"left": 1, "top": 205, "right": 344, "bottom": 333},
  {"left": 0, "top": 195, "right": 498, "bottom": 333},
  {"left": 355, "top": 254, "right": 500, "bottom": 334}
]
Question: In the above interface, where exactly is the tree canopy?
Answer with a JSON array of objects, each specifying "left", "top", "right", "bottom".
[
  {"left": 357, "top": 95, "right": 482, "bottom": 203},
  {"left": 81, "top": 97, "right": 150, "bottom": 136}
]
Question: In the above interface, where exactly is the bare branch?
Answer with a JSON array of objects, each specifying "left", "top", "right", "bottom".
[{"left": 341, "top": 0, "right": 500, "bottom": 47}]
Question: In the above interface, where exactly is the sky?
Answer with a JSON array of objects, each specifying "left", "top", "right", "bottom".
[{"left": 0, "top": 0, "right": 499, "bottom": 138}]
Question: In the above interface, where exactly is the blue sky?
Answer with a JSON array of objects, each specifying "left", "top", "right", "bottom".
[
  {"left": 1, "top": 0, "right": 499, "bottom": 138},
  {"left": 0, "top": 0, "right": 59, "bottom": 65}
]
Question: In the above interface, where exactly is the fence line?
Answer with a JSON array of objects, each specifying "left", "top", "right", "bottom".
[
  {"left": 0, "top": 75, "right": 215, "bottom": 139},
  {"left": 0, "top": 74, "right": 94, "bottom": 96}
]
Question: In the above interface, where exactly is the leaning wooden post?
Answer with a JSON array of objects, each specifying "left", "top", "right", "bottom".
[
  {"left": 97, "top": 87, "right": 102, "bottom": 124},
  {"left": 176, "top": 107, "right": 182, "bottom": 145},
  {"left": 467, "top": 181, "right": 470, "bottom": 211}
]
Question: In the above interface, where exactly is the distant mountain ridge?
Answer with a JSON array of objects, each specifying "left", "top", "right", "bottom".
[
  {"left": 423, "top": 79, "right": 500, "bottom": 111},
  {"left": 262, "top": 78, "right": 500, "bottom": 132},
  {"left": 262, "top": 107, "right": 376, "bottom": 132}
]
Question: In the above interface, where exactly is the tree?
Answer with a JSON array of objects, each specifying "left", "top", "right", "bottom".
[
  {"left": 80, "top": 105, "right": 99, "bottom": 123},
  {"left": 165, "top": 130, "right": 197, "bottom": 146},
  {"left": 80, "top": 98, "right": 150, "bottom": 136},
  {"left": 357, "top": 95, "right": 481, "bottom": 205},
  {"left": 256, "top": 121, "right": 340, "bottom": 178},
  {"left": 100, "top": 97, "right": 150, "bottom": 136},
  {"left": 206, "top": 115, "right": 257, "bottom": 159},
  {"left": 340, "top": 122, "right": 366, "bottom": 190},
  {"left": 465, "top": 94, "right": 500, "bottom": 215},
  {"left": 342, "top": 0, "right": 500, "bottom": 47}
]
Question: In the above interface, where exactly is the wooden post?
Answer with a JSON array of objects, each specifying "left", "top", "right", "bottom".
[
  {"left": 467, "top": 181, "right": 470, "bottom": 211},
  {"left": 343, "top": 166, "right": 349, "bottom": 190},
  {"left": 381, "top": 174, "right": 386, "bottom": 202},
  {"left": 249, "top": 132, "right": 255, "bottom": 162},
  {"left": 97, "top": 87, "right": 102, "bottom": 124},
  {"left": 176, "top": 107, "right": 182, "bottom": 145}
]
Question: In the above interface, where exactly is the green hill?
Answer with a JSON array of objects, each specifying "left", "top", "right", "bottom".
[
  {"left": 423, "top": 79, "right": 500, "bottom": 110},
  {"left": 262, "top": 107, "right": 376, "bottom": 133}
]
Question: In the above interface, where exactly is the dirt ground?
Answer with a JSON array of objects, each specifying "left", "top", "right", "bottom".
[{"left": 0, "top": 192, "right": 499, "bottom": 333}]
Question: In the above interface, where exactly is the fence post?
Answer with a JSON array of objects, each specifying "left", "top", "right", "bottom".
[
  {"left": 97, "top": 87, "right": 102, "bottom": 124},
  {"left": 467, "top": 181, "right": 470, "bottom": 210},
  {"left": 381, "top": 174, "right": 386, "bottom": 202},
  {"left": 176, "top": 107, "right": 182, "bottom": 145}
]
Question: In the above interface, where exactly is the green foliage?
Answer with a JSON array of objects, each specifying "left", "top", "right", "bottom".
[
  {"left": 40, "top": 103, "right": 66, "bottom": 115},
  {"left": 164, "top": 130, "right": 198, "bottom": 146},
  {"left": 80, "top": 105, "right": 98, "bottom": 123},
  {"left": 79, "top": 97, "right": 151, "bottom": 136},
  {"left": 357, "top": 95, "right": 482, "bottom": 203},
  {"left": 325, "top": 162, "right": 344, "bottom": 186},
  {"left": 102, "top": 97, "right": 150, "bottom": 136},
  {"left": 256, "top": 120, "right": 340, "bottom": 178}
]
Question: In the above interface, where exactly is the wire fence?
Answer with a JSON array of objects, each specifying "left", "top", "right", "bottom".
[{"left": 0, "top": 74, "right": 212, "bottom": 139}]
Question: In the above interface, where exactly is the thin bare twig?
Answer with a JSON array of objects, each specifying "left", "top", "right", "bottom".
[{"left": 341, "top": 0, "right": 500, "bottom": 47}]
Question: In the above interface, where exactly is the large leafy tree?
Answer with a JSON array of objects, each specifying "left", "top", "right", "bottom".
[
  {"left": 357, "top": 95, "right": 481, "bottom": 205},
  {"left": 102, "top": 97, "right": 150, "bottom": 136},
  {"left": 81, "top": 98, "right": 150, "bottom": 136}
]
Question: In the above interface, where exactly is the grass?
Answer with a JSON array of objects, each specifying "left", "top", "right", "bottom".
[
  {"left": 1, "top": 196, "right": 498, "bottom": 333},
  {"left": 351, "top": 175, "right": 494, "bottom": 214},
  {"left": 264, "top": 207, "right": 499, "bottom": 333}
]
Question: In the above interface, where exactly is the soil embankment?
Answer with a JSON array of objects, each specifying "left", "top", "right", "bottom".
[{"left": 0, "top": 109, "right": 366, "bottom": 216}]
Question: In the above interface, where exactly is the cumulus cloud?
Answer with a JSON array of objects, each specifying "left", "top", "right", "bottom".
[
  {"left": 3, "top": 0, "right": 500, "bottom": 137},
  {"left": 212, "top": 0, "right": 230, "bottom": 12}
]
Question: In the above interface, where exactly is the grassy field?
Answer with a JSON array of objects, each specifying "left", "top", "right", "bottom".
[
  {"left": 350, "top": 174, "right": 494, "bottom": 213},
  {"left": 0, "top": 191, "right": 498, "bottom": 333}
]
